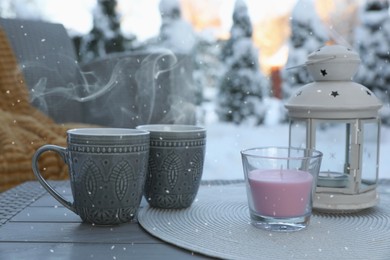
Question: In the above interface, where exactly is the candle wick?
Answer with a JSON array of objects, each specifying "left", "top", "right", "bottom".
[{"left": 280, "top": 165, "right": 284, "bottom": 179}]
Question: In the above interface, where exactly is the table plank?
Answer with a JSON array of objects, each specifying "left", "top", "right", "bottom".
[
  {"left": 0, "top": 222, "right": 160, "bottom": 244},
  {"left": 0, "top": 242, "right": 208, "bottom": 259},
  {"left": 29, "top": 195, "right": 73, "bottom": 207},
  {"left": 10, "top": 206, "right": 81, "bottom": 222}
]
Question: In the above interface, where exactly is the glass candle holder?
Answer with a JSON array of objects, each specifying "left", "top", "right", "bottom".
[{"left": 241, "top": 147, "right": 322, "bottom": 232}]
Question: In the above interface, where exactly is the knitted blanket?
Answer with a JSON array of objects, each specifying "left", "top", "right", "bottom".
[{"left": 0, "top": 26, "right": 91, "bottom": 192}]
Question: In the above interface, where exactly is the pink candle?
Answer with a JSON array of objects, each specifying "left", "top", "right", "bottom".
[{"left": 248, "top": 169, "right": 313, "bottom": 218}]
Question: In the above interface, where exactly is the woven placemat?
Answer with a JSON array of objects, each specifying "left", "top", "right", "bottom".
[{"left": 138, "top": 184, "right": 390, "bottom": 260}]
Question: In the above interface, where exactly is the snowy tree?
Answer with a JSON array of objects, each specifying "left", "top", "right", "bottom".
[
  {"left": 220, "top": 0, "right": 252, "bottom": 62},
  {"left": 354, "top": 0, "right": 390, "bottom": 124},
  {"left": 77, "top": 0, "right": 135, "bottom": 63},
  {"left": 281, "top": 0, "right": 328, "bottom": 99},
  {"left": 152, "top": 0, "right": 196, "bottom": 53},
  {"left": 192, "top": 35, "right": 225, "bottom": 123},
  {"left": 217, "top": 0, "right": 269, "bottom": 125},
  {"left": 193, "top": 36, "right": 224, "bottom": 100}
]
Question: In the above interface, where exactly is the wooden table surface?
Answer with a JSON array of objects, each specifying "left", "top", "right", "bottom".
[
  {"left": 0, "top": 181, "right": 214, "bottom": 259},
  {"left": 1, "top": 180, "right": 389, "bottom": 260}
]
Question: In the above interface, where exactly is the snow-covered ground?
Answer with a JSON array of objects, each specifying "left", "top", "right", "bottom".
[{"left": 202, "top": 122, "right": 390, "bottom": 181}]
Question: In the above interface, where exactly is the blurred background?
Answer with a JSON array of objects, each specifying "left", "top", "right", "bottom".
[
  {"left": 2, "top": 0, "right": 390, "bottom": 180},
  {"left": 1, "top": 0, "right": 381, "bottom": 126}
]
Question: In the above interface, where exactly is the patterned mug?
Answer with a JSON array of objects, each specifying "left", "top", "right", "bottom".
[
  {"left": 136, "top": 124, "right": 206, "bottom": 209},
  {"left": 32, "top": 128, "right": 149, "bottom": 225}
]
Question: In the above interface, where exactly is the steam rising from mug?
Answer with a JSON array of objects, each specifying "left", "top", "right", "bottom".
[{"left": 24, "top": 49, "right": 196, "bottom": 127}]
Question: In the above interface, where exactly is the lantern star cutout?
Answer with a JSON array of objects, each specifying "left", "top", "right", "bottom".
[
  {"left": 330, "top": 91, "right": 339, "bottom": 97},
  {"left": 321, "top": 69, "right": 327, "bottom": 76}
]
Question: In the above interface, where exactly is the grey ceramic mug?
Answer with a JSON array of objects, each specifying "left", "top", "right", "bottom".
[
  {"left": 32, "top": 128, "right": 149, "bottom": 225},
  {"left": 136, "top": 124, "right": 206, "bottom": 209}
]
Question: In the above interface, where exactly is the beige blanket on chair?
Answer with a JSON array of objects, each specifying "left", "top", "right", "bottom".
[{"left": 0, "top": 26, "right": 92, "bottom": 192}]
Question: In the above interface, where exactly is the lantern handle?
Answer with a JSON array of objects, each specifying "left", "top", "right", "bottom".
[{"left": 286, "top": 56, "right": 336, "bottom": 70}]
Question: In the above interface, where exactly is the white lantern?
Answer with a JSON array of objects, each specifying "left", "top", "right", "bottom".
[{"left": 285, "top": 45, "right": 383, "bottom": 212}]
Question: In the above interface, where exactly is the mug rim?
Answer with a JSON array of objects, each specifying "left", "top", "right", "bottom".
[
  {"left": 67, "top": 128, "right": 149, "bottom": 136},
  {"left": 136, "top": 124, "right": 205, "bottom": 133}
]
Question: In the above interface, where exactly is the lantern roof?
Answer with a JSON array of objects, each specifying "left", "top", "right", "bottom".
[
  {"left": 285, "top": 81, "right": 382, "bottom": 119},
  {"left": 285, "top": 45, "right": 383, "bottom": 119}
]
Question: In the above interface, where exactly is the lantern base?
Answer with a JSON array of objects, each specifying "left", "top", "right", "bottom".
[{"left": 313, "top": 189, "right": 379, "bottom": 213}]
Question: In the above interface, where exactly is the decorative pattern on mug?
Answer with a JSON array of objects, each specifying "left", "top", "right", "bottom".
[
  {"left": 81, "top": 159, "right": 102, "bottom": 200},
  {"left": 162, "top": 151, "right": 183, "bottom": 190},
  {"left": 110, "top": 160, "right": 134, "bottom": 201},
  {"left": 150, "top": 139, "right": 206, "bottom": 148},
  {"left": 78, "top": 207, "right": 138, "bottom": 225},
  {"left": 69, "top": 144, "right": 149, "bottom": 153},
  {"left": 190, "top": 152, "right": 203, "bottom": 182},
  {"left": 145, "top": 149, "right": 205, "bottom": 208}
]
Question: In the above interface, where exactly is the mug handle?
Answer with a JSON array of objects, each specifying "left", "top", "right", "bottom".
[{"left": 32, "top": 144, "right": 77, "bottom": 214}]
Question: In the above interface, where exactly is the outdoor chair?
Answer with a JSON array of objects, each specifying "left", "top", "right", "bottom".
[{"left": 0, "top": 18, "right": 84, "bottom": 123}]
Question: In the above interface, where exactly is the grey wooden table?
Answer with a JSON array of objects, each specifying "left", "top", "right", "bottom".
[
  {"left": 0, "top": 180, "right": 389, "bottom": 260},
  {"left": 0, "top": 180, "right": 220, "bottom": 259}
]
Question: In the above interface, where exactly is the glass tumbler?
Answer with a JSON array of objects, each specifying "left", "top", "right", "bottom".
[{"left": 241, "top": 147, "right": 322, "bottom": 232}]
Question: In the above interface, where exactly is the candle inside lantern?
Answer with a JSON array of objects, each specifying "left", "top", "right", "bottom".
[
  {"left": 248, "top": 169, "right": 313, "bottom": 218},
  {"left": 317, "top": 171, "right": 348, "bottom": 188}
]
